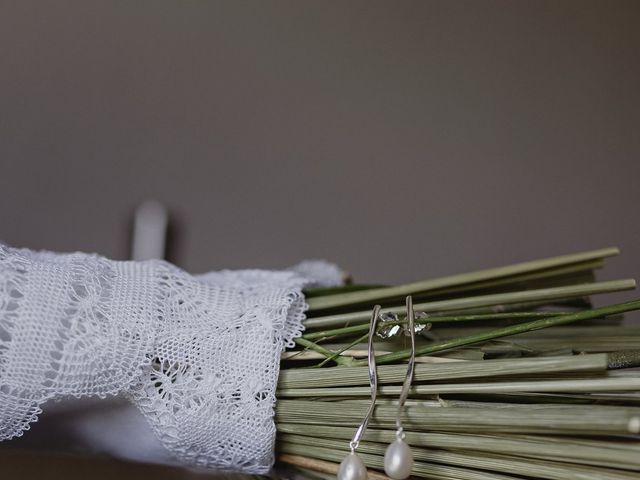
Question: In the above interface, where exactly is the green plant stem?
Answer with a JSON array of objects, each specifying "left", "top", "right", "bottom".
[
  {"left": 307, "top": 247, "right": 619, "bottom": 311},
  {"left": 302, "top": 311, "right": 573, "bottom": 341},
  {"left": 276, "top": 400, "right": 640, "bottom": 435},
  {"left": 278, "top": 354, "right": 607, "bottom": 389},
  {"left": 349, "top": 299, "right": 640, "bottom": 366},
  {"left": 278, "top": 443, "right": 520, "bottom": 480},
  {"left": 304, "top": 279, "right": 636, "bottom": 329},
  {"left": 278, "top": 375, "right": 640, "bottom": 397},
  {"left": 278, "top": 435, "right": 639, "bottom": 480},
  {"left": 316, "top": 333, "right": 369, "bottom": 367},
  {"left": 293, "top": 299, "right": 640, "bottom": 368},
  {"left": 276, "top": 425, "right": 640, "bottom": 470},
  {"left": 293, "top": 337, "right": 352, "bottom": 366}
]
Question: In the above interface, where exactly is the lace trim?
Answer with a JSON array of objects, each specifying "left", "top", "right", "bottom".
[{"left": 0, "top": 243, "right": 333, "bottom": 473}]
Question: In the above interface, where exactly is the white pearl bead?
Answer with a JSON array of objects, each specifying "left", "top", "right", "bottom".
[
  {"left": 383, "top": 439, "right": 413, "bottom": 480},
  {"left": 337, "top": 452, "right": 368, "bottom": 480}
]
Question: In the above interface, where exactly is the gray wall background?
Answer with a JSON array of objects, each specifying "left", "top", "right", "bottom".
[{"left": 1, "top": 1, "right": 639, "bottom": 306}]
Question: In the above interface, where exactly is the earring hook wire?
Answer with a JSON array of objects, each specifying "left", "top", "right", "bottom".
[
  {"left": 349, "top": 304, "right": 380, "bottom": 452},
  {"left": 395, "top": 296, "right": 416, "bottom": 439}
]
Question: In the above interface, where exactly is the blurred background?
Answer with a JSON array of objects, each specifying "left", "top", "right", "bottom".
[
  {"left": 1, "top": 1, "right": 639, "bottom": 287},
  {"left": 1, "top": 1, "right": 640, "bottom": 477}
]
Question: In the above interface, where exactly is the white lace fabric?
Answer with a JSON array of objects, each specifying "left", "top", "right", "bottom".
[{"left": 0, "top": 244, "right": 341, "bottom": 473}]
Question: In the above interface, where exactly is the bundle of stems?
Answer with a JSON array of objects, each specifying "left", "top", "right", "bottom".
[{"left": 275, "top": 248, "right": 640, "bottom": 480}]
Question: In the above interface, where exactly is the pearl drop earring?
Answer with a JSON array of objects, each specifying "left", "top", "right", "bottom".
[
  {"left": 337, "top": 304, "right": 381, "bottom": 480},
  {"left": 383, "top": 296, "right": 416, "bottom": 480}
]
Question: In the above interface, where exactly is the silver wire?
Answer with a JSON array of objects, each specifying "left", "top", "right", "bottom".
[
  {"left": 349, "top": 304, "right": 380, "bottom": 452},
  {"left": 395, "top": 296, "right": 416, "bottom": 438}
]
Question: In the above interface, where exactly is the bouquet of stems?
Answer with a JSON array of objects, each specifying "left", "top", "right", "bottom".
[{"left": 275, "top": 248, "right": 640, "bottom": 480}]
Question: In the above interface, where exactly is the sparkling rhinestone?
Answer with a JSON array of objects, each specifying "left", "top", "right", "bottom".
[
  {"left": 377, "top": 324, "right": 401, "bottom": 338},
  {"left": 377, "top": 311, "right": 401, "bottom": 338},
  {"left": 379, "top": 312, "right": 399, "bottom": 323}
]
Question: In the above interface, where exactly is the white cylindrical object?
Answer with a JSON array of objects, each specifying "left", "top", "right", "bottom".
[{"left": 131, "top": 200, "right": 168, "bottom": 261}]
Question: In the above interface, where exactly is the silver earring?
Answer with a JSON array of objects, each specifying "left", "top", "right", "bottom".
[
  {"left": 337, "top": 304, "right": 381, "bottom": 480},
  {"left": 383, "top": 296, "right": 415, "bottom": 480}
]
